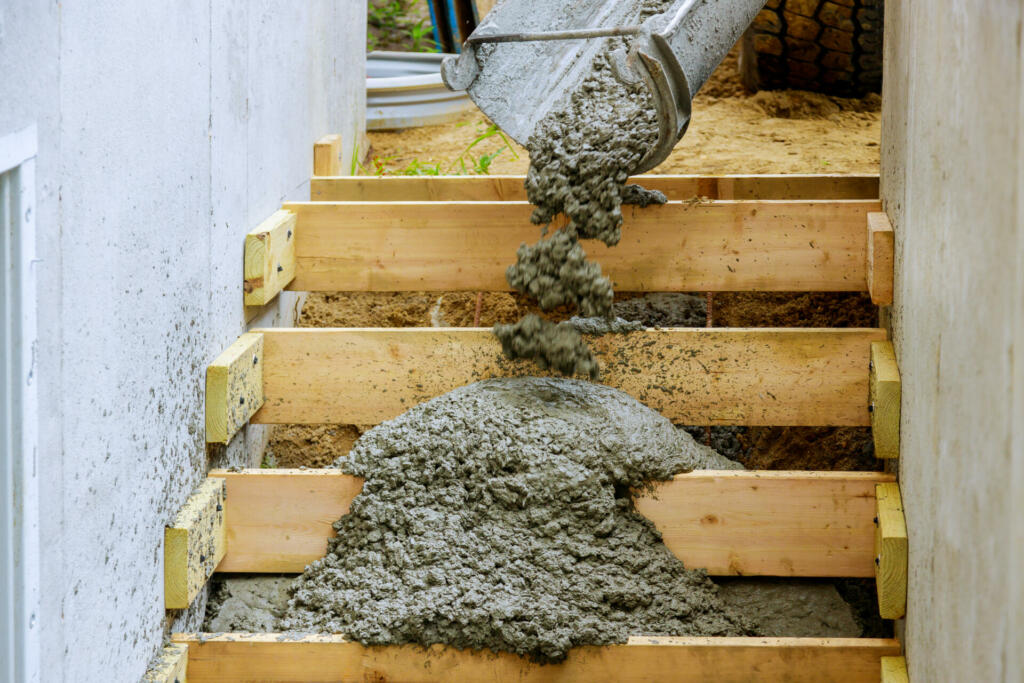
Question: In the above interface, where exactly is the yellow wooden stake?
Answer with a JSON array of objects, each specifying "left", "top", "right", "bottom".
[
  {"left": 875, "top": 483, "right": 908, "bottom": 619},
  {"left": 205, "top": 333, "right": 264, "bottom": 444},
  {"left": 867, "top": 212, "right": 895, "bottom": 305},
  {"left": 142, "top": 642, "right": 188, "bottom": 682},
  {"left": 243, "top": 210, "right": 296, "bottom": 306},
  {"left": 870, "top": 341, "right": 901, "bottom": 459},
  {"left": 880, "top": 655, "right": 909, "bottom": 682},
  {"left": 165, "top": 479, "right": 227, "bottom": 610},
  {"left": 313, "top": 133, "right": 341, "bottom": 176}
]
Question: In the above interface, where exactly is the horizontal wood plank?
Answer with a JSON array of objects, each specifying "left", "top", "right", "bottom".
[
  {"left": 214, "top": 469, "right": 363, "bottom": 573},
  {"left": 251, "top": 327, "right": 887, "bottom": 426},
  {"left": 283, "top": 199, "right": 881, "bottom": 293},
  {"left": 171, "top": 633, "right": 901, "bottom": 683},
  {"left": 311, "top": 174, "right": 880, "bottom": 202},
  {"left": 212, "top": 469, "right": 894, "bottom": 577}
]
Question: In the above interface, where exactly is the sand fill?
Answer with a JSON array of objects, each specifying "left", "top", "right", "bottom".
[{"left": 281, "top": 377, "right": 748, "bottom": 662}]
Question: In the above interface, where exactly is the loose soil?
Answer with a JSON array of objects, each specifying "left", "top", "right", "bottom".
[{"left": 365, "top": 47, "right": 880, "bottom": 176}]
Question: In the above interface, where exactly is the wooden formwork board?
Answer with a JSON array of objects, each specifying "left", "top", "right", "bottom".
[
  {"left": 212, "top": 469, "right": 894, "bottom": 577},
  {"left": 310, "top": 173, "right": 880, "bottom": 202},
  {"left": 248, "top": 327, "right": 887, "bottom": 426},
  {"left": 205, "top": 332, "right": 264, "bottom": 444},
  {"left": 875, "top": 483, "right": 908, "bottom": 619},
  {"left": 165, "top": 478, "right": 227, "bottom": 609},
  {"left": 170, "top": 633, "right": 901, "bottom": 683},
  {"left": 281, "top": 199, "right": 883, "bottom": 293}
]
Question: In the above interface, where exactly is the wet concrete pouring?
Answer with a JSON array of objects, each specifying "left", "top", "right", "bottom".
[
  {"left": 205, "top": 3, "right": 887, "bottom": 661},
  {"left": 495, "top": 0, "right": 670, "bottom": 379}
]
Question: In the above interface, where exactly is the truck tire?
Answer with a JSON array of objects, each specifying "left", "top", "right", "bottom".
[{"left": 739, "top": 0, "right": 884, "bottom": 96}]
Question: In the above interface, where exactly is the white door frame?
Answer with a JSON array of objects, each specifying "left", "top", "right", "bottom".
[{"left": 0, "top": 123, "right": 41, "bottom": 683}]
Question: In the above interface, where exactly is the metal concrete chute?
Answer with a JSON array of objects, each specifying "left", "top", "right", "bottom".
[{"left": 441, "top": 0, "right": 767, "bottom": 172}]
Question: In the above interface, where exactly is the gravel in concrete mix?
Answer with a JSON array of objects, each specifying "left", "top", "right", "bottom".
[
  {"left": 500, "top": 1, "right": 675, "bottom": 376},
  {"left": 280, "top": 378, "right": 749, "bottom": 662}
]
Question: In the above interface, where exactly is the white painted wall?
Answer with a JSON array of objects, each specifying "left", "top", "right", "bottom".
[
  {"left": 0, "top": 1, "right": 366, "bottom": 680},
  {"left": 881, "top": 2, "right": 1024, "bottom": 680}
]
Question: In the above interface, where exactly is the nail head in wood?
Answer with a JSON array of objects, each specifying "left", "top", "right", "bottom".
[
  {"left": 244, "top": 210, "right": 297, "bottom": 307},
  {"left": 164, "top": 478, "right": 227, "bottom": 610},
  {"left": 205, "top": 333, "right": 265, "bottom": 444},
  {"left": 870, "top": 341, "right": 901, "bottom": 459},
  {"left": 874, "top": 482, "right": 908, "bottom": 619},
  {"left": 867, "top": 212, "right": 895, "bottom": 305}
]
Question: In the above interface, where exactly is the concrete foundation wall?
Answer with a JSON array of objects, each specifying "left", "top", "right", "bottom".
[
  {"left": 0, "top": 1, "right": 366, "bottom": 680},
  {"left": 881, "top": 2, "right": 1024, "bottom": 680}
]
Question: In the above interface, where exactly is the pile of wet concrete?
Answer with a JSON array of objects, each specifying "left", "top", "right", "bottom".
[{"left": 205, "top": 378, "right": 873, "bottom": 662}]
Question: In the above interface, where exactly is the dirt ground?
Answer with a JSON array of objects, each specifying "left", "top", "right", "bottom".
[
  {"left": 265, "top": 45, "right": 882, "bottom": 472},
  {"left": 364, "top": 47, "right": 880, "bottom": 176}
]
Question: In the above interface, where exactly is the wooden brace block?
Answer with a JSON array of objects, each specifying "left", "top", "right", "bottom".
[
  {"left": 867, "top": 212, "right": 895, "bottom": 305},
  {"left": 313, "top": 134, "right": 341, "bottom": 176},
  {"left": 881, "top": 655, "right": 909, "bottom": 683},
  {"left": 172, "top": 633, "right": 902, "bottom": 683},
  {"left": 870, "top": 341, "right": 901, "bottom": 458},
  {"left": 143, "top": 642, "right": 189, "bottom": 682},
  {"left": 244, "top": 210, "right": 297, "bottom": 306},
  {"left": 165, "top": 479, "right": 227, "bottom": 610},
  {"left": 875, "top": 482, "right": 908, "bottom": 619},
  {"left": 205, "top": 333, "right": 265, "bottom": 444}
]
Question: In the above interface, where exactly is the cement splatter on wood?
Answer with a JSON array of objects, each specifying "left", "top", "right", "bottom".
[{"left": 281, "top": 378, "right": 748, "bottom": 662}]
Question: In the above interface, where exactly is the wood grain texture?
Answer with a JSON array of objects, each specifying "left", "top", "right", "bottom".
[
  {"left": 142, "top": 642, "right": 188, "bottom": 683},
  {"left": 867, "top": 212, "right": 895, "bottom": 304},
  {"left": 243, "top": 210, "right": 296, "bottom": 306},
  {"left": 212, "top": 469, "right": 894, "bottom": 577},
  {"left": 205, "top": 333, "right": 265, "bottom": 444},
  {"left": 283, "top": 199, "right": 881, "bottom": 292},
  {"left": 171, "top": 633, "right": 901, "bottom": 683},
  {"left": 250, "top": 327, "right": 886, "bottom": 426},
  {"left": 880, "top": 655, "right": 909, "bottom": 683},
  {"left": 165, "top": 479, "right": 226, "bottom": 610},
  {"left": 312, "top": 133, "right": 341, "bottom": 176},
  {"left": 213, "top": 469, "right": 363, "bottom": 573},
  {"left": 870, "top": 341, "right": 901, "bottom": 459},
  {"left": 875, "top": 483, "right": 908, "bottom": 619},
  {"left": 636, "top": 471, "right": 892, "bottom": 577},
  {"left": 311, "top": 174, "right": 879, "bottom": 202}
]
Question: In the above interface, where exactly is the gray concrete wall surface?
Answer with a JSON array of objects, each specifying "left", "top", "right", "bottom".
[
  {"left": 881, "top": 2, "right": 1024, "bottom": 680},
  {"left": 0, "top": 1, "right": 366, "bottom": 680}
]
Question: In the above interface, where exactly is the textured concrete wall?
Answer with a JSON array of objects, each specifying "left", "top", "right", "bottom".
[
  {"left": 0, "top": 1, "right": 365, "bottom": 680},
  {"left": 881, "top": 3, "right": 1024, "bottom": 680}
]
